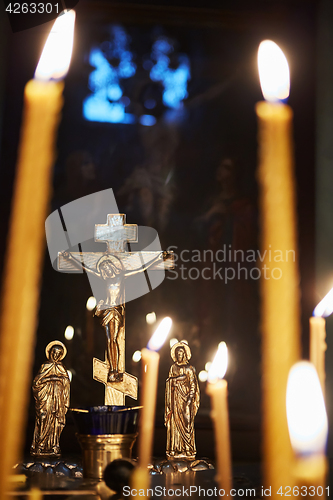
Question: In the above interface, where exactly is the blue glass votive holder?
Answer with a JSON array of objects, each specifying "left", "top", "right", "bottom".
[{"left": 70, "top": 405, "right": 140, "bottom": 435}]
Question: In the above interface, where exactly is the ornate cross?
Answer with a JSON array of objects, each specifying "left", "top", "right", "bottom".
[
  {"left": 58, "top": 214, "right": 173, "bottom": 405},
  {"left": 95, "top": 214, "right": 138, "bottom": 253}
]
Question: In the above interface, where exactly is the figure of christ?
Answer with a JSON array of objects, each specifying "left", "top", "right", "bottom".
[{"left": 62, "top": 250, "right": 168, "bottom": 383}]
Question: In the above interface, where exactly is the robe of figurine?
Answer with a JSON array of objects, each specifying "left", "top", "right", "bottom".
[
  {"left": 165, "top": 342, "right": 200, "bottom": 459},
  {"left": 31, "top": 341, "right": 70, "bottom": 456}
]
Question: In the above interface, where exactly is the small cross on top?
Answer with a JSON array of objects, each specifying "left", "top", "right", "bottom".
[{"left": 94, "top": 214, "right": 138, "bottom": 253}]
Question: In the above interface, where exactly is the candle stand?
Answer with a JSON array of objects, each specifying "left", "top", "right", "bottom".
[
  {"left": 77, "top": 434, "right": 137, "bottom": 480},
  {"left": 71, "top": 406, "right": 139, "bottom": 479}
]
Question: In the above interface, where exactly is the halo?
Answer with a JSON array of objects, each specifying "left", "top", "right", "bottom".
[
  {"left": 45, "top": 341, "right": 67, "bottom": 361},
  {"left": 171, "top": 341, "right": 191, "bottom": 363},
  {"left": 96, "top": 254, "right": 123, "bottom": 273}
]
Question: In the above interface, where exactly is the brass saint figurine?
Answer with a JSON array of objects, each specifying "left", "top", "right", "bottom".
[
  {"left": 165, "top": 341, "right": 200, "bottom": 460},
  {"left": 31, "top": 341, "right": 70, "bottom": 457}
]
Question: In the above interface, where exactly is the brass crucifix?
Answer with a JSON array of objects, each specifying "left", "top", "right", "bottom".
[{"left": 58, "top": 214, "right": 173, "bottom": 405}]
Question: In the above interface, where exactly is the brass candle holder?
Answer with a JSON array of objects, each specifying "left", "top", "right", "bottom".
[{"left": 71, "top": 405, "right": 141, "bottom": 479}]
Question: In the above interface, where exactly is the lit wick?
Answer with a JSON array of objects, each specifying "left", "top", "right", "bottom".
[
  {"left": 206, "top": 342, "right": 232, "bottom": 493},
  {"left": 256, "top": 39, "right": 300, "bottom": 494},
  {"left": 130, "top": 317, "right": 172, "bottom": 492},
  {"left": 287, "top": 362, "right": 328, "bottom": 498},
  {"left": 310, "top": 286, "right": 333, "bottom": 395}
]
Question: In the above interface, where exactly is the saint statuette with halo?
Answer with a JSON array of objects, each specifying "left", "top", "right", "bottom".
[
  {"left": 31, "top": 341, "right": 70, "bottom": 457},
  {"left": 165, "top": 341, "right": 200, "bottom": 460}
]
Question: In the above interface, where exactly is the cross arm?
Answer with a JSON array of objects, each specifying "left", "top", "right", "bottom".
[
  {"left": 58, "top": 252, "right": 103, "bottom": 272},
  {"left": 57, "top": 250, "right": 174, "bottom": 272},
  {"left": 121, "top": 250, "right": 174, "bottom": 272}
]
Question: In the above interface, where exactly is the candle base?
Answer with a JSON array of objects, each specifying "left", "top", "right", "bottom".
[{"left": 130, "top": 465, "right": 150, "bottom": 494}]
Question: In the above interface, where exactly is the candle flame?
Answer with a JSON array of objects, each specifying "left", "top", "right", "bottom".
[
  {"left": 132, "top": 350, "right": 142, "bottom": 363},
  {"left": 169, "top": 338, "right": 179, "bottom": 348},
  {"left": 198, "top": 370, "right": 208, "bottom": 382},
  {"left": 35, "top": 10, "right": 76, "bottom": 81},
  {"left": 146, "top": 312, "right": 157, "bottom": 325},
  {"left": 147, "top": 317, "right": 172, "bottom": 351},
  {"left": 64, "top": 325, "right": 74, "bottom": 340},
  {"left": 286, "top": 361, "right": 328, "bottom": 455},
  {"left": 207, "top": 342, "right": 228, "bottom": 383},
  {"left": 258, "top": 40, "right": 290, "bottom": 102},
  {"left": 313, "top": 286, "right": 333, "bottom": 317},
  {"left": 86, "top": 296, "right": 96, "bottom": 311}
]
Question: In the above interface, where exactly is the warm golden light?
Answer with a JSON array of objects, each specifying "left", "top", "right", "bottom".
[
  {"left": 86, "top": 296, "right": 97, "bottom": 311},
  {"left": 205, "top": 361, "right": 212, "bottom": 371},
  {"left": 169, "top": 337, "right": 178, "bottom": 348},
  {"left": 207, "top": 342, "right": 228, "bottom": 383},
  {"left": 198, "top": 370, "right": 208, "bottom": 382},
  {"left": 313, "top": 286, "right": 333, "bottom": 317},
  {"left": 286, "top": 361, "right": 328, "bottom": 455},
  {"left": 146, "top": 312, "right": 157, "bottom": 325},
  {"left": 35, "top": 9, "right": 76, "bottom": 81},
  {"left": 147, "top": 317, "right": 172, "bottom": 351},
  {"left": 132, "top": 350, "right": 142, "bottom": 363},
  {"left": 258, "top": 40, "right": 290, "bottom": 102},
  {"left": 64, "top": 325, "right": 74, "bottom": 340}
]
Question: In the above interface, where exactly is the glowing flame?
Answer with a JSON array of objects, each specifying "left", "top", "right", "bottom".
[
  {"left": 258, "top": 40, "right": 290, "bottom": 102},
  {"left": 198, "top": 370, "right": 208, "bottom": 382},
  {"left": 286, "top": 361, "right": 328, "bottom": 455},
  {"left": 35, "top": 10, "right": 76, "bottom": 81},
  {"left": 146, "top": 312, "right": 157, "bottom": 325},
  {"left": 207, "top": 342, "right": 228, "bottom": 383},
  {"left": 169, "top": 338, "right": 178, "bottom": 348},
  {"left": 205, "top": 361, "right": 212, "bottom": 371},
  {"left": 147, "top": 317, "right": 172, "bottom": 351},
  {"left": 86, "top": 296, "right": 97, "bottom": 311},
  {"left": 313, "top": 286, "right": 333, "bottom": 317},
  {"left": 64, "top": 325, "right": 74, "bottom": 340},
  {"left": 132, "top": 350, "right": 142, "bottom": 363}
]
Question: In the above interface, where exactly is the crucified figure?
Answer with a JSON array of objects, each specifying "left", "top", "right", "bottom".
[{"left": 62, "top": 250, "right": 169, "bottom": 383}]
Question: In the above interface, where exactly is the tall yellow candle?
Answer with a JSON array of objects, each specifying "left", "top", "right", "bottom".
[
  {"left": 130, "top": 317, "right": 172, "bottom": 495},
  {"left": 309, "top": 316, "right": 326, "bottom": 395},
  {"left": 287, "top": 362, "right": 328, "bottom": 500},
  {"left": 309, "top": 287, "right": 333, "bottom": 396},
  {"left": 0, "top": 11, "right": 75, "bottom": 499},
  {"left": 256, "top": 40, "right": 301, "bottom": 495},
  {"left": 206, "top": 342, "right": 232, "bottom": 495}
]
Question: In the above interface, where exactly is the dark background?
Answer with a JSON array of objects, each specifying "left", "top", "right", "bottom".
[{"left": 0, "top": 0, "right": 317, "bottom": 462}]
